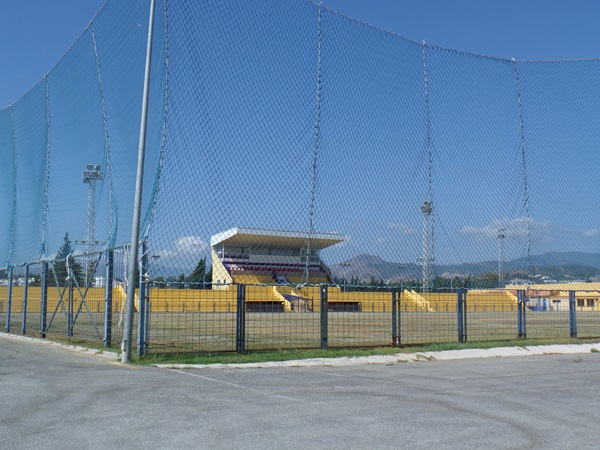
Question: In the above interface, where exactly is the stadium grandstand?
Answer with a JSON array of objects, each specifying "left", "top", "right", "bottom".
[{"left": 210, "top": 228, "right": 344, "bottom": 287}]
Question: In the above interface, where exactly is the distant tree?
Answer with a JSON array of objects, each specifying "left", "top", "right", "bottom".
[
  {"left": 56, "top": 232, "right": 74, "bottom": 261},
  {"left": 30, "top": 274, "right": 41, "bottom": 286},
  {"left": 185, "top": 258, "right": 212, "bottom": 289},
  {"left": 53, "top": 233, "right": 82, "bottom": 286},
  {"left": 368, "top": 277, "right": 385, "bottom": 288},
  {"left": 479, "top": 271, "right": 499, "bottom": 287},
  {"left": 84, "top": 259, "right": 98, "bottom": 288},
  {"left": 432, "top": 276, "right": 449, "bottom": 290},
  {"left": 177, "top": 273, "right": 185, "bottom": 289},
  {"left": 153, "top": 276, "right": 166, "bottom": 288},
  {"left": 187, "top": 257, "right": 207, "bottom": 286},
  {"left": 205, "top": 265, "right": 212, "bottom": 288}
]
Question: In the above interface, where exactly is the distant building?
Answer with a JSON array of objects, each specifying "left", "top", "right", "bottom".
[{"left": 210, "top": 227, "right": 344, "bottom": 288}]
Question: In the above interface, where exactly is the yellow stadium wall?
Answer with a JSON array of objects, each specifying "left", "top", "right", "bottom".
[
  {"left": 148, "top": 286, "right": 238, "bottom": 312},
  {"left": 287, "top": 286, "right": 424, "bottom": 312},
  {"left": 415, "top": 292, "right": 518, "bottom": 312},
  {"left": 6, "top": 285, "right": 593, "bottom": 315},
  {"left": 0, "top": 286, "right": 125, "bottom": 314}
]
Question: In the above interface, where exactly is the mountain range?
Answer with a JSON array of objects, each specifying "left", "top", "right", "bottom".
[{"left": 329, "top": 252, "right": 600, "bottom": 282}]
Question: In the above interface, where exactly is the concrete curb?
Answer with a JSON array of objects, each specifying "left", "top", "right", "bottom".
[
  {"left": 3, "top": 332, "right": 599, "bottom": 369},
  {"left": 0, "top": 332, "right": 120, "bottom": 361},
  {"left": 154, "top": 342, "right": 600, "bottom": 370}
]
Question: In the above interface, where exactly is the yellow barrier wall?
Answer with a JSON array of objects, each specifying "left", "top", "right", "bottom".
[
  {"left": 0, "top": 286, "right": 558, "bottom": 315},
  {"left": 0, "top": 286, "right": 122, "bottom": 313}
]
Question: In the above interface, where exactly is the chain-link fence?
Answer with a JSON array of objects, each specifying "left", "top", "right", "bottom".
[
  {"left": 2, "top": 0, "right": 600, "bottom": 354},
  {"left": 3, "top": 252, "right": 600, "bottom": 354},
  {"left": 142, "top": 284, "right": 600, "bottom": 353}
]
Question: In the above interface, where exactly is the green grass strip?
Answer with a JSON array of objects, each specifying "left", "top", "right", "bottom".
[{"left": 133, "top": 337, "right": 589, "bottom": 365}]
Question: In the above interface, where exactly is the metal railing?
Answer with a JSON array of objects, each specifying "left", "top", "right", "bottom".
[{"left": 2, "top": 251, "right": 600, "bottom": 355}]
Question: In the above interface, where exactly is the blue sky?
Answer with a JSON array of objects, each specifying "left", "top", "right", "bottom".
[
  {"left": 0, "top": 0, "right": 105, "bottom": 107},
  {"left": 2, "top": 0, "right": 600, "bottom": 273},
  {"left": 2, "top": 0, "right": 600, "bottom": 108},
  {"left": 323, "top": 0, "right": 600, "bottom": 60}
]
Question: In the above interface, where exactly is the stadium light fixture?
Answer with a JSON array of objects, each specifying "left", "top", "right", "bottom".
[{"left": 82, "top": 164, "right": 103, "bottom": 287}]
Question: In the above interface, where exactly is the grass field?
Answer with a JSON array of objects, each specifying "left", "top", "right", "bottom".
[{"left": 4, "top": 308, "right": 598, "bottom": 354}]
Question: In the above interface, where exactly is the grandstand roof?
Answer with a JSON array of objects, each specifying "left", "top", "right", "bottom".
[{"left": 210, "top": 227, "right": 345, "bottom": 250}]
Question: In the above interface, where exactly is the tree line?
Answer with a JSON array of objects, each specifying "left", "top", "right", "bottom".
[
  {"left": 333, "top": 271, "right": 527, "bottom": 292},
  {"left": 152, "top": 257, "right": 213, "bottom": 289}
]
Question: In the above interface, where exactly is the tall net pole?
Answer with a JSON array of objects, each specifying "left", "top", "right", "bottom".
[
  {"left": 419, "top": 41, "right": 435, "bottom": 292},
  {"left": 122, "top": 0, "right": 156, "bottom": 364},
  {"left": 512, "top": 58, "right": 532, "bottom": 286},
  {"left": 305, "top": 2, "right": 322, "bottom": 285}
]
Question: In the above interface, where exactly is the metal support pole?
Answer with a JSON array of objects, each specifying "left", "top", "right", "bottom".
[
  {"left": 40, "top": 262, "right": 48, "bottom": 338},
  {"left": 145, "top": 289, "right": 150, "bottom": 353},
  {"left": 320, "top": 285, "right": 328, "bottom": 349},
  {"left": 137, "top": 241, "right": 148, "bottom": 357},
  {"left": 391, "top": 290, "right": 400, "bottom": 346},
  {"left": 122, "top": 0, "right": 156, "bottom": 364},
  {"left": 21, "top": 264, "right": 29, "bottom": 335},
  {"left": 517, "top": 290, "right": 522, "bottom": 337},
  {"left": 457, "top": 289, "right": 462, "bottom": 342},
  {"left": 67, "top": 256, "right": 74, "bottom": 338},
  {"left": 236, "top": 284, "right": 246, "bottom": 353},
  {"left": 569, "top": 290, "right": 577, "bottom": 338},
  {"left": 518, "top": 289, "right": 527, "bottom": 338},
  {"left": 398, "top": 288, "right": 402, "bottom": 344},
  {"left": 103, "top": 249, "right": 114, "bottom": 347},
  {"left": 457, "top": 288, "right": 468, "bottom": 343},
  {"left": 462, "top": 290, "right": 468, "bottom": 342},
  {"left": 5, "top": 266, "right": 13, "bottom": 333},
  {"left": 521, "top": 291, "right": 527, "bottom": 339}
]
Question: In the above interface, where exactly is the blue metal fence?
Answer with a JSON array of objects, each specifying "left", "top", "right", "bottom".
[{"left": 2, "top": 256, "right": 600, "bottom": 355}]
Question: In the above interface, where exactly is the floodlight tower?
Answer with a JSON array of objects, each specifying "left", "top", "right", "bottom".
[
  {"left": 82, "top": 164, "right": 103, "bottom": 285},
  {"left": 497, "top": 228, "right": 506, "bottom": 288},
  {"left": 419, "top": 200, "right": 434, "bottom": 292}
]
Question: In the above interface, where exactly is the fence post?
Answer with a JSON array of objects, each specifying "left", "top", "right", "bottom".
[
  {"left": 66, "top": 256, "right": 74, "bottom": 337},
  {"left": 569, "top": 290, "right": 577, "bottom": 338},
  {"left": 104, "top": 249, "right": 114, "bottom": 347},
  {"left": 236, "top": 284, "right": 246, "bottom": 353},
  {"left": 21, "top": 264, "right": 29, "bottom": 335},
  {"left": 5, "top": 266, "right": 14, "bottom": 333},
  {"left": 457, "top": 288, "right": 467, "bottom": 343},
  {"left": 320, "top": 285, "right": 328, "bottom": 349},
  {"left": 40, "top": 262, "right": 48, "bottom": 338},
  {"left": 398, "top": 288, "right": 402, "bottom": 344},
  {"left": 518, "top": 289, "right": 527, "bottom": 338},
  {"left": 457, "top": 288, "right": 462, "bottom": 342},
  {"left": 462, "top": 289, "right": 468, "bottom": 342},
  {"left": 137, "top": 241, "right": 149, "bottom": 357},
  {"left": 391, "top": 290, "right": 400, "bottom": 346}
]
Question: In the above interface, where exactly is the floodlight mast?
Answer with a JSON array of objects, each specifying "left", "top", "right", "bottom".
[
  {"left": 82, "top": 164, "right": 103, "bottom": 287},
  {"left": 419, "top": 200, "right": 434, "bottom": 292},
  {"left": 497, "top": 228, "right": 506, "bottom": 288}
]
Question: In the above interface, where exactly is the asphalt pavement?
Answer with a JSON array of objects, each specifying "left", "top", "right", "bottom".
[{"left": 1, "top": 334, "right": 599, "bottom": 449}]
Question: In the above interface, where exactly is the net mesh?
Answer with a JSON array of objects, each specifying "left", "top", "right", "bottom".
[{"left": 1, "top": 0, "right": 599, "bottom": 291}]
